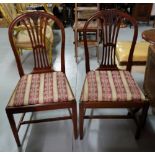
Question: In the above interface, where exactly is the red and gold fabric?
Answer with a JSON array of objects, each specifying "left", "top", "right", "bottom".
[
  {"left": 8, "top": 72, "right": 74, "bottom": 107},
  {"left": 80, "top": 70, "right": 145, "bottom": 102}
]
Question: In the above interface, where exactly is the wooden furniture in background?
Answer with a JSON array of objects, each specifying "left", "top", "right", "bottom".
[
  {"left": 142, "top": 29, "right": 155, "bottom": 111},
  {"left": 132, "top": 4, "right": 153, "bottom": 24},
  {"left": 0, "top": 3, "right": 53, "bottom": 63},
  {"left": 142, "top": 29, "right": 155, "bottom": 44},
  {"left": 15, "top": 3, "right": 30, "bottom": 13},
  {"left": 73, "top": 3, "right": 100, "bottom": 62},
  {"left": 0, "top": 4, "right": 18, "bottom": 25},
  {"left": 80, "top": 9, "right": 149, "bottom": 139},
  {"left": 0, "top": 9, "right": 8, "bottom": 27},
  {"left": 6, "top": 11, "right": 78, "bottom": 146}
]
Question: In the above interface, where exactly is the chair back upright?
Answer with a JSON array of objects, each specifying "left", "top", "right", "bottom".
[
  {"left": 83, "top": 9, "right": 138, "bottom": 73},
  {"left": 8, "top": 11, "right": 65, "bottom": 77}
]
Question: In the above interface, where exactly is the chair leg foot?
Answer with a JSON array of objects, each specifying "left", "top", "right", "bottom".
[
  {"left": 72, "top": 104, "right": 78, "bottom": 139},
  {"left": 80, "top": 104, "right": 84, "bottom": 140},
  {"left": 6, "top": 110, "right": 21, "bottom": 146},
  {"left": 135, "top": 104, "right": 149, "bottom": 139}
]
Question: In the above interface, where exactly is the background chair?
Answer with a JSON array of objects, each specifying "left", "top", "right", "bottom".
[
  {"left": 73, "top": 3, "right": 100, "bottom": 63},
  {"left": 6, "top": 11, "right": 78, "bottom": 146},
  {"left": 0, "top": 3, "right": 53, "bottom": 63},
  {"left": 80, "top": 9, "right": 149, "bottom": 139}
]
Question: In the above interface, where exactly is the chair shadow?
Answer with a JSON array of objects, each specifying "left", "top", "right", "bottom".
[
  {"left": 96, "top": 116, "right": 155, "bottom": 152},
  {"left": 25, "top": 120, "right": 73, "bottom": 151}
]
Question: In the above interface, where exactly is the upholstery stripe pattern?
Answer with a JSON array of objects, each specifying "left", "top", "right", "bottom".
[
  {"left": 8, "top": 72, "right": 74, "bottom": 107},
  {"left": 80, "top": 70, "right": 145, "bottom": 102}
]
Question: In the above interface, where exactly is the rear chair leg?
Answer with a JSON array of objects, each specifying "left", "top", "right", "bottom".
[
  {"left": 6, "top": 110, "right": 21, "bottom": 146},
  {"left": 141, "top": 104, "right": 150, "bottom": 128},
  {"left": 72, "top": 103, "right": 78, "bottom": 139},
  {"left": 80, "top": 104, "right": 84, "bottom": 139},
  {"left": 135, "top": 104, "right": 149, "bottom": 139}
]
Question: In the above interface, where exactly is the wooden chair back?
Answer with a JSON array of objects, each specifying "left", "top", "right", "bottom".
[
  {"left": 74, "top": 3, "right": 100, "bottom": 28},
  {"left": 83, "top": 9, "right": 138, "bottom": 73},
  {"left": 8, "top": 11, "right": 65, "bottom": 77}
]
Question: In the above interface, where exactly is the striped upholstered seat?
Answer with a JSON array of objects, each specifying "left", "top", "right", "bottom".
[
  {"left": 9, "top": 72, "right": 74, "bottom": 107},
  {"left": 80, "top": 70, "right": 145, "bottom": 102}
]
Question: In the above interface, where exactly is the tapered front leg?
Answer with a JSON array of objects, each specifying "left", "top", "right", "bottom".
[
  {"left": 6, "top": 110, "right": 21, "bottom": 146},
  {"left": 72, "top": 103, "right": 78, "bottom": 139},
  {"left": 80, "top": 103, "right": 84, "bottom": 139}
]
